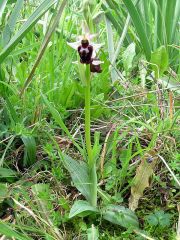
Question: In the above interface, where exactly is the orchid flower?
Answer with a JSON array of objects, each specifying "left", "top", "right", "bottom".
[
  {"left": 67, "top": 30, "right": 103, "bottom": 73},
  {"left": 67, "top": 24, "right": 103, "bottom": 207}
]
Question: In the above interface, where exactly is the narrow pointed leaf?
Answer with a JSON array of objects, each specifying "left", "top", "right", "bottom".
[
  {"left": 62, "top": 154, "right": 91, "bottom": 202},
  {"left": 0, "top": 0, "right": 7, "bottom": 21},
  {"left": 21, "top": 135, "right": 36, "bottom": 167},
  {"left": 0, "top": 222, "right": 32, "bottom": 240},
  {"left": 121, "top": 0, "right": 151, "bottom": 60},
  {"left": 2, "top": 0, "right": 24, "bottom": 46}
]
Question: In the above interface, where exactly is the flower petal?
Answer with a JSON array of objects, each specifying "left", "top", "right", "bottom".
[
  {"left": 92, "top": 60, "right": 104, "bottom": 65},
  {"left": 67, "top": 41, "right": 81, "bottom": 50},
  {"left": 93, "top": 43, "right": 104, "bottom": 51}
]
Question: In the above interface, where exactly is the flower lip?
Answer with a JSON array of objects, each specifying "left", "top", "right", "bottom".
[
  {"left": 78, "top": 43, "right": 93, "bottom": 64},
  {"left": 90, "top": 58, "right": 103, "bottom": 73}
]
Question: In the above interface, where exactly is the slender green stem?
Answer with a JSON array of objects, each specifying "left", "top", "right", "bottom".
[
  {"left": 84, "top": 64, "right": 97, "bottom": 207},
  {"left": 85, "top": 65, "right": 93, "bottom": 165}
]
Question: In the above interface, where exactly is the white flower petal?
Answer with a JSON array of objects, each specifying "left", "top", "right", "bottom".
[
  {"left": 77, "top": 33, "right": 97, "bottom": 42},
  {"left": 91, "top": 44, "right": 103, "bottom": 58},
  {"left": 92, "top": 51, "right": 96, "bottom": 58},
  {"left": 67, "top": 41, "right": 80, "bottom": 50},
  {"left": 92, "top": 60, "right": 104, "bottom": 65}
]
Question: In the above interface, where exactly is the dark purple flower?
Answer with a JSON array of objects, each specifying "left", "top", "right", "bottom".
[
  {"left": 90, "top": 58, "right": 102, "bottom": 73},
  {"left": 78, "top": 39, "right": 93, "bottom": 64},
  {"left": 67, "top": 32, "right": 103, "bottom": 73}
]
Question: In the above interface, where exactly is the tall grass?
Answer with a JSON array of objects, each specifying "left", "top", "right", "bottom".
[
  {"left": 0, "top": 0, "right": 179, "bottom": 239},
  {"left": 105, "top": 0, "right": 180, "bottom": 71}
]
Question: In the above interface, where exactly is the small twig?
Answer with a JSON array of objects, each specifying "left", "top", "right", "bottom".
[
  {"left": 100, "top": 125, "right": 114, "bottom": 176},
  {"left": 158, "top": 154, "right": 180, "bottom": 188},
  {"left": 169, "top": 90, "right": 174, "bottom": 121},
  {"left": 108, "top": 86, "right": 180, "bottom": 103}
]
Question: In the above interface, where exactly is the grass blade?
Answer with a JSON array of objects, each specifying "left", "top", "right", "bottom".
[
  {"left": 121, "top": 0, "right": 151, "bottom": 60},
  {"left": 42, "top": 93, "right": 83, "bottom": 155},
  {"left": 0, "top": 221, "right": 32, "bottom": 240},
  {"left": 0, "top": 0, "right": 7, "bottom": 21},
  {"left": 20, "top": 0, "right": 67, "bottom": 96},
  {"left": 21, "top": 135, "right": 36, "bottom": 167},
  {"left": 1, "top": 0, "right": 24, "bottom": 46},
  {"left": 0, "top": 0, "right": 57, "bottom": 63}
]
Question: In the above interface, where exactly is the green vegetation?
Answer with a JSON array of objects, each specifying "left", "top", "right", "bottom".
[{"left": 0, "top": 0, "right": 179, "bottom": 239}]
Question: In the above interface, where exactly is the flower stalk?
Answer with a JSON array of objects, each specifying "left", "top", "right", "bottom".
[
  {"left": 84, "top": 64, "right": 92, "bottom": 166},
  {"left": 84, "top": 64, "right": 97, "bottom": 206},
  {"left": 67, "top": 25, "right": 103, "bottom": 207}
]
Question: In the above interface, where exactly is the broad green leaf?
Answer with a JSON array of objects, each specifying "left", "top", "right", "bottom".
[
  {"left": 129, "top": 150, "right": 158, "bottom": 211},
  {"left": 122, "top": 42, "right": 136, "bottom": 73},
  {"left": 69, "top": 200, "right": 98, "bottom": 218},
  {"left": 0, "top": 183, "right": 8, "bottom": 203},
  {"left": 21, "top": 135, "right": 36, "bottom": 166},
  {"left": 102, "top": 204, "right": 139, "bottom": 229},
  {"left": 62, "top": 154, "right": 91, "bottom": 202},
  {"left": 150, "top": 45, "right": 169, "bottom": 78},
  {"left": 0, "top": 0, "right": 57, "bottom": 63},
  {"left": 87, "top": 224, "right": 99, "bottom": 240}
]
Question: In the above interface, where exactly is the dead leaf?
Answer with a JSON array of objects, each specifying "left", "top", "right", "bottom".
[{"left": 129, "top": 150, "right": 158, "bottom": 211}]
